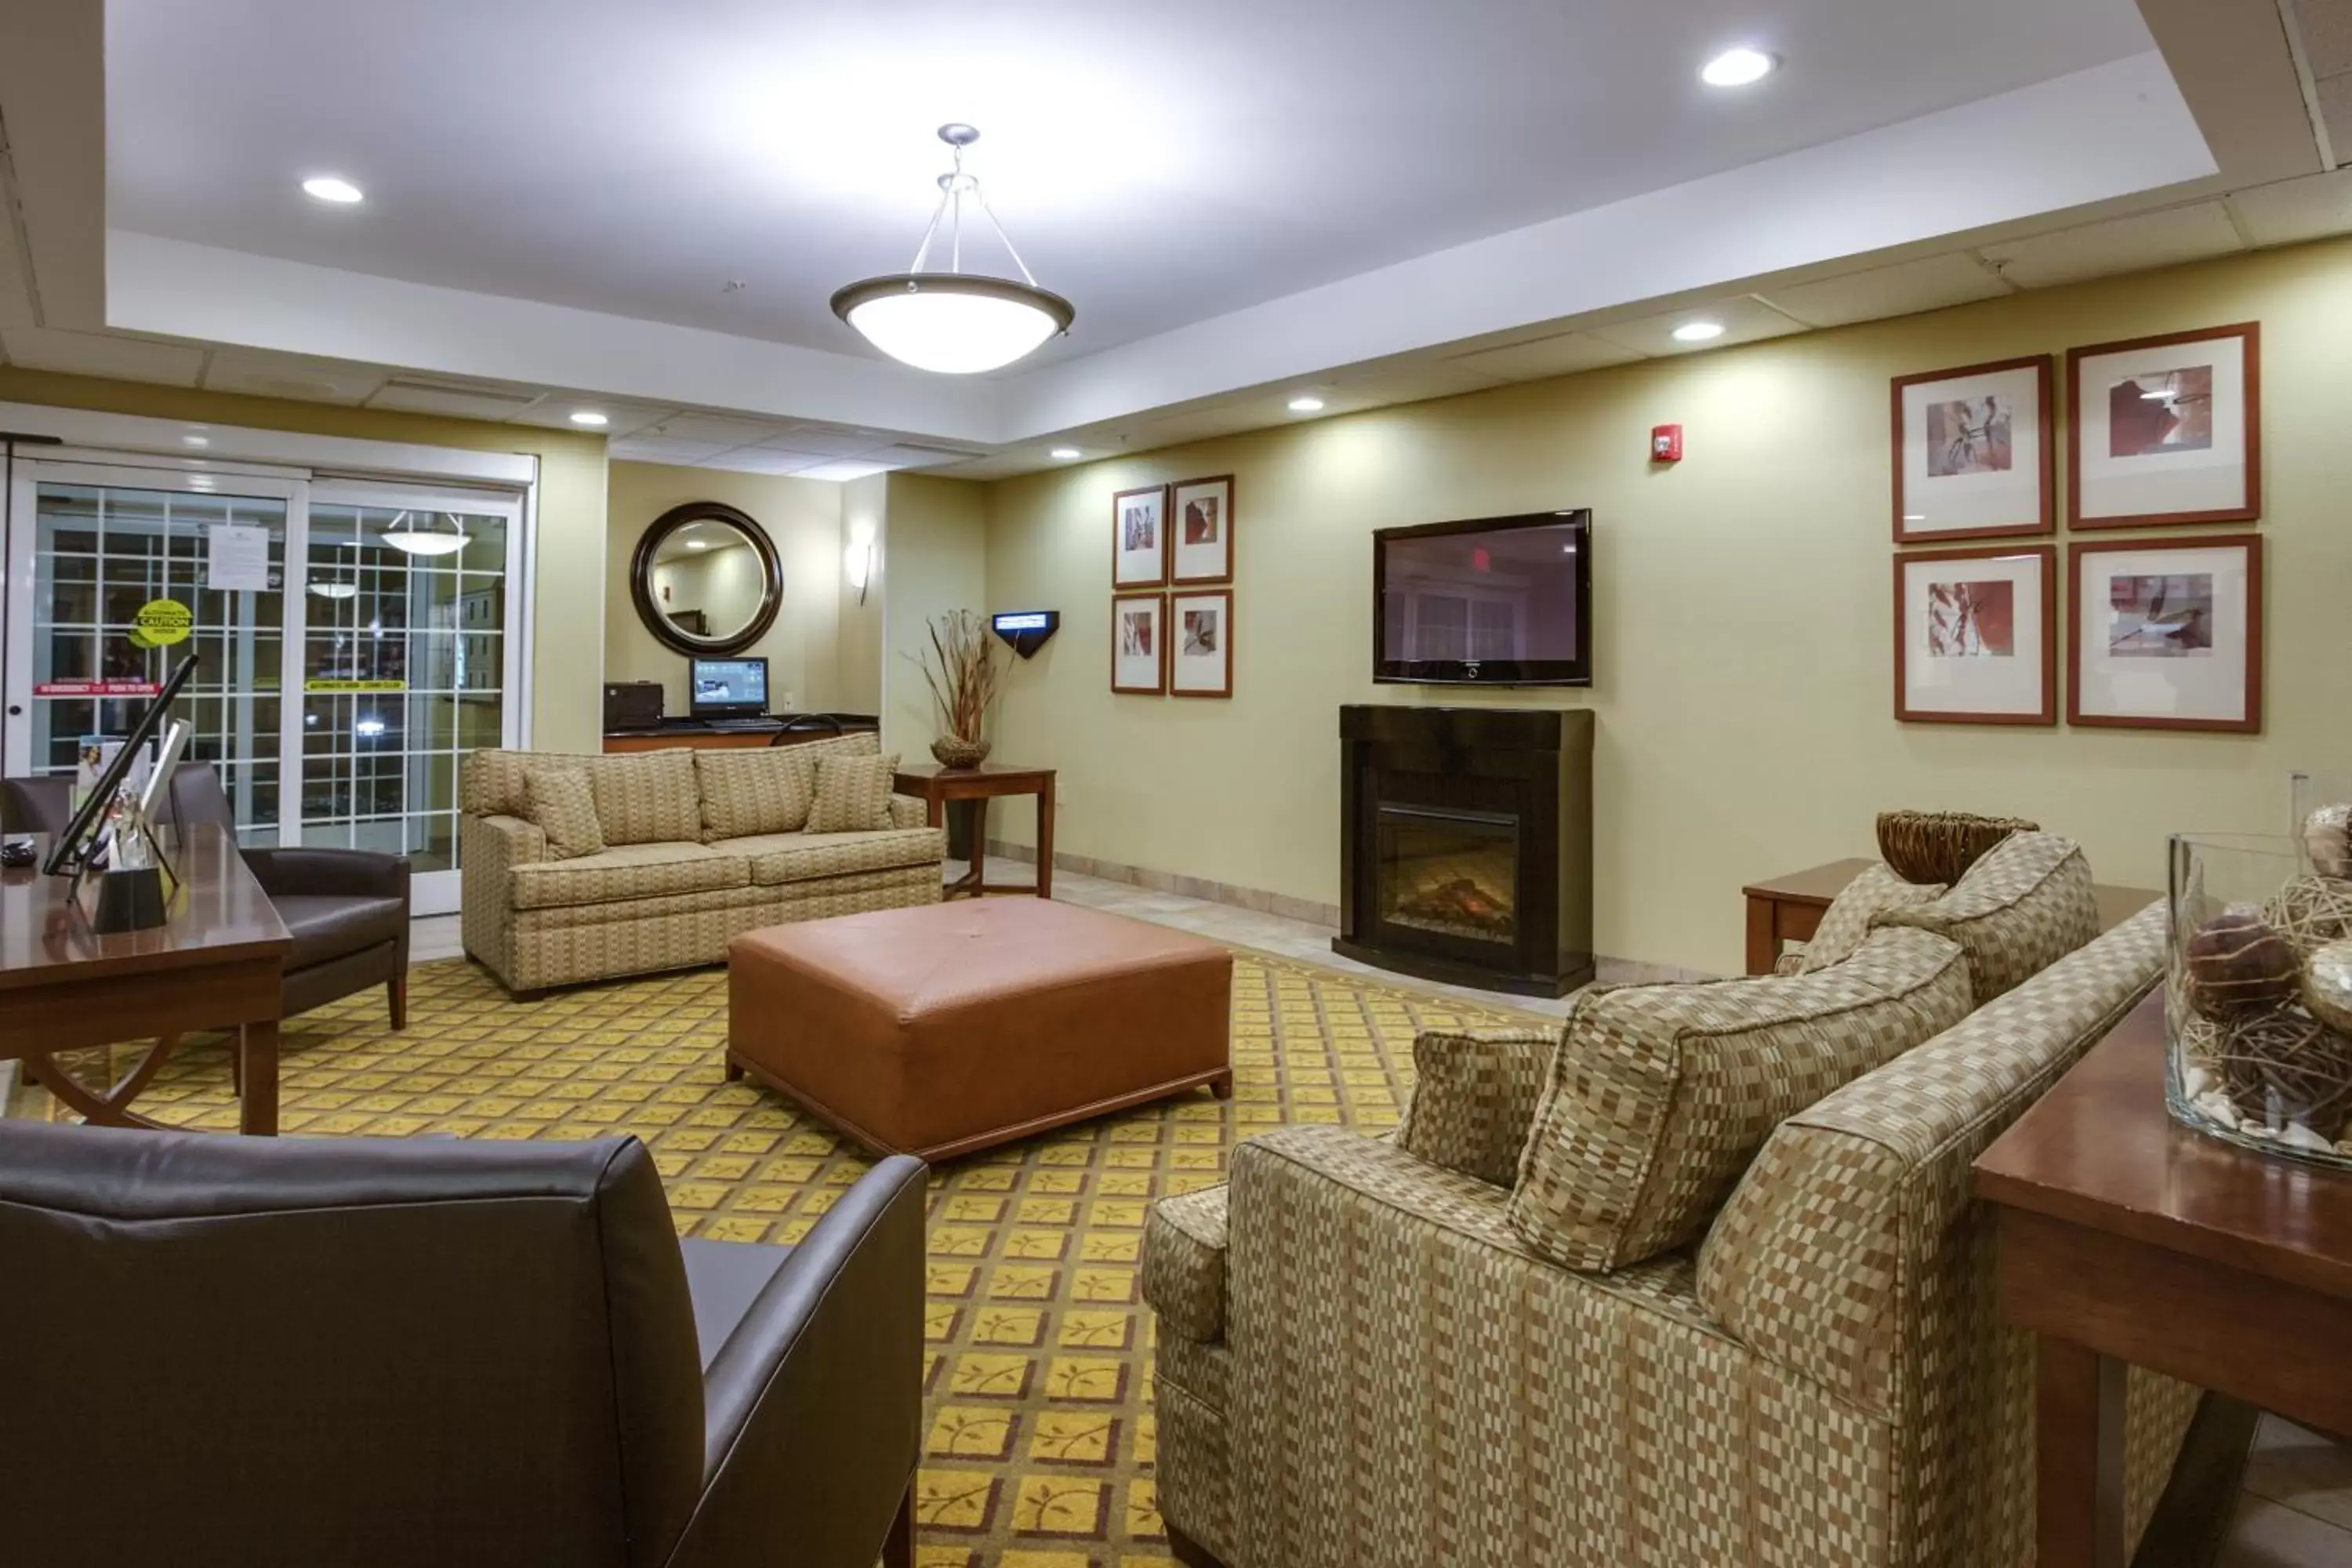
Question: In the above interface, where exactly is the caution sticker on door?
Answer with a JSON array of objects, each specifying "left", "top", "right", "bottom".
[
  {"left": 127, "top": 598, "right": 193, "bottom": 648},
  {"left": 303, "top": 678, "right": 408, "bottom": 692}
]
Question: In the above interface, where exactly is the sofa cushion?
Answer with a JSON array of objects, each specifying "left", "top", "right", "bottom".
[
  {"left": 805, "top": 752, "right": 899, "bottom": 834},
  {"left": 1143, "top": 1183, "right": 1229, "bottom": 1345},
  {"left": 522, "top": 768, "right": 606, "bottom": 860},
  {"left": 509, "top": 840, "right": 750, "bottom": 911},
  {"left": 1797, "top": 863, "right": 1944, "bottom": 974},
  {"left": 717, "top": 826, "right": 945, "bottom": 886},
  {"left": 582, "top": 750, "right": 704, "bottom": 847},
  {"left": 1394, "top": 1028, "right": 1561, "bottom": 1187},
  {"left": 695, "top": 748, "right": 817, "bottom": 841},
  {"left": 1504, "top": 924, "right": 1973, "bottom": 1272},
  {"left": 1873, "top": 830, "right": 2096, "bottom": 1004},
  {"left": 463, "top": 748, "right": 597, "bottom": 818}
]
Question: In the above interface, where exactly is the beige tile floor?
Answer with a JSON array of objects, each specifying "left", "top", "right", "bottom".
[{"left": 410, "top": 863, "right": 2352, "bottom": 1565}]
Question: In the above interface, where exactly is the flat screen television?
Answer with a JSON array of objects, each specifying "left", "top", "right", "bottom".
[
  {"left": 1374, "top": 510, "right": 1591, "bottom": 686},
  {"left": 688, "top": 657, "right": 768, "bottom": 718}
]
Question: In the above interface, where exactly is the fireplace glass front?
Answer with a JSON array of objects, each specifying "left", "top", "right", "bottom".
[{"left": 1375, "top": 804, "right": 1519, "bottom": 948}]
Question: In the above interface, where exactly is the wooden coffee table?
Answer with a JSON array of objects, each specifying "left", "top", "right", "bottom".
[
  {"left": 1975, "top": 993, "right": 2352, "bottom": 1567},
  {"left": 1742, "top": 858, "right": 2158, "bottom": 975}
]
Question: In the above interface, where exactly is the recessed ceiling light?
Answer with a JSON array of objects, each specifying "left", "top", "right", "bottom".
[
  {"left": 1700, "top": 48, "right": 1777, "bottom": 88},
  {"left": 1671, "top": 321, "right": 1727, "bottom": 343},
  {"left": 685, "top": 539, "right": 710, "bottom": 550},
  {"left": 1050, "top": 447, "right": 1082, "bottom": 460},
  {"left": 301, "top": 176, "right": 365, "bottom": 205},
  {"left": 1287, "top": 396, "right": 1326, "bottom": 413},
  {"left": 568, "top": 409, "right": 609, "bottom": 427},
  {"left": 182, "top": 435, "right": 209, "bottom": 448}
]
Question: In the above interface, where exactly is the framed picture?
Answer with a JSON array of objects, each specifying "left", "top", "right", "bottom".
[
  {"left": 2068, "top": 535, "right": 2263, "bottom": 733},
  {"left": 1112, "top": 485, "right": 1170, "bottom": 588},
  {"left": 1889, "top": 355, "right": 2052, "bottom": 543},
  {"left": 2068, "top": 322, "right": 2260, "bottom": 528},
  {"left": 1111, "top": 592, "right": 1167, "bottom": 695},
  {"left": 1169, "top": 590, "right": 1233, "bottom": 699},
  {"left": 1893, "top": 545, "right": 2056, "bottom": 726},
  {"left": 1170, "top": 474, "right": 1235, "bottom": 584}
]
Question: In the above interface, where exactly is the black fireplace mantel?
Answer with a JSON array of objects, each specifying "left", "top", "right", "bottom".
[{"left": 1334, "top": 705, "right": 1595, "bottom": 997}]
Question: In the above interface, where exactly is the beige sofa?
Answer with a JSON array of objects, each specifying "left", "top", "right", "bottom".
[
  {"left": 459, "top": 733, "right": 944, "bottom": 994},
  {"left": 1142, "top": 832, "right": 2200, "bottom": 1568}
]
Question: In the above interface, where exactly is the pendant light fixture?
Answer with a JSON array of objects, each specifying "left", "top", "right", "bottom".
[
  {"left": 830, "top": 124, "right": 1074, "bottom": 375},
  {"left": 379, "top": 510, "right": 470, "bottom": 557}
]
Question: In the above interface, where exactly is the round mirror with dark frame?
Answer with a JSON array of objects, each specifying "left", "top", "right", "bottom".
[{"left": 630, "top": 501, "right": 785, "bottom": 657}]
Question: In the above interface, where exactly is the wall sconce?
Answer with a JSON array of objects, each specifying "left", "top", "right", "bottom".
[{"left": 844, "top": 521, "right": 878, "bottom": 604}]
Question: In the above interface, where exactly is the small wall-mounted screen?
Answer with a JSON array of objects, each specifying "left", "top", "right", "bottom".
[{"left": 689, "top": 657, "right": 768, "bottom": 717}]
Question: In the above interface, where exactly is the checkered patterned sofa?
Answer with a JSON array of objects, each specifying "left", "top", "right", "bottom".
[
  {"left": 1142, "top": 834, "right": 2200, "bottom": 1568},
  {"left": 460, "top": 734, "right": 943, "bottom": 995}
]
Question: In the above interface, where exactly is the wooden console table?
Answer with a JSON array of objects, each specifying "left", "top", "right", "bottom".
[
  {"left": 0, "top": 825, "right": 289, "bottom": 1134},
  {"left": 1975, "top": 993, "right": 2352, "bottom": 1567},
  {"left": 891, "top": 762, "right": 1056, "bottom": 900},
  {"left": 1743, "top": 858, "right": 2158, "bottom": 975}
]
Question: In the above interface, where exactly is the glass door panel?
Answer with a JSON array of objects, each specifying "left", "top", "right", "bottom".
[
  {"left": 16, "top": 478, "right": 290, "bottom": 845},
  {"left": 301, "top": 498, "right": 517, "bottom": 912}
]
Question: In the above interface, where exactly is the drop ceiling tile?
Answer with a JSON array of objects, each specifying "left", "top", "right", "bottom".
[
  {"left": 642, "top": 412, "right": 795, "bottom": 446},
  {"left": 2292, "top": 0, "right": 2352, "bottom": 78},
  {"left": 761, "top": 423, "right": 892, "bottom": 457},
  {"left": 0, "top": 328, "right": 205, "bottom": 387},
  {"left": 696, "top": 448, "right": 834, "bottom": 475},
  {"left": 2231, "top": 168, "right": 2352, "bottom": 247},
  {"left": 1438, "top": 332, "right": 1639, "bottom": 382},
  {"left": 2318, "top": 72, "right": 2352, "bottom": 166},
  {"left": 1585, "top": 296, "right": 1809, "bottom": 357},
  {"left": 507, "top": 399, "right": 676, "bottom": 438},
  {"left": 203, "top": 350, "right": 387, "bottom": 405},
  {"left": 1979, "top": 203, "right": 2243, "bottom": 289},
  {"left": 365, "top": 381, "right": 541, "bottom": 420},
  {"left": 608, "top": 436, "right": 733, "bottom": 465},
  {"left": 793, "top": 459, "right": 895, "bottom": 482},
  {"left": 0, "top": 229, "right": 34, "bottom": 332},
  {"left": 1759, "top": 252, "right": 2013, "bottom": 328}
]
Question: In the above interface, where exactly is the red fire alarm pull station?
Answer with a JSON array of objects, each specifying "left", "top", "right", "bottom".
[{"left": 1651, "top": 424, "right": 1684, "bottom": 463}]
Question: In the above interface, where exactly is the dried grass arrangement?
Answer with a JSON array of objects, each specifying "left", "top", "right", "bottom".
[
  {"left": 915, "top": 610, "right": 1005, "bottom": 768},
  {"left": 1875, "top": 810, "right": 2039, "bottom": 886}
]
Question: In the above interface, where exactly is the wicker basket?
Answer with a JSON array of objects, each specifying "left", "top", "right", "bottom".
[
  {"left": 1875, "top": 810, "right": 2038, "bottom": 886},
  {"left": 930, "top": 735, "right": 990, "bottom": 770}
]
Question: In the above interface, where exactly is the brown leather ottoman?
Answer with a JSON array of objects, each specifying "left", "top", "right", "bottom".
[{"left": 725, "top": 898, "right": 1233, "bottom": 1160}]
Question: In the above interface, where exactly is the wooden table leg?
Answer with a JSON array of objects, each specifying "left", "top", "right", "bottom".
[
  {"left": 1036, "top": 781, "right": 1054, "bottom": 900},
  {"left": 2037, "top": 1334, "right": 2128, "bottom": 1568},
  {"left": 1744, "top": 895, "right": 1778, "bottom": 976},
  {"left": 238, "top": 1018, "right": 280, "bottom": 1136}
]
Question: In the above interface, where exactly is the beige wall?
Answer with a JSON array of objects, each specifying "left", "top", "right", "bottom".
[
  {"left": 982, "top": 238, "right": 2352, "bottom": 976},
  {"left": 604, "top": 461, "right": 863, "bottom": 716},
  {"left": 880, "top": 472, "right": 989, "bottom": 760},
  {"left": 0, "top": 366, "right": 608, "bottom": 753}
]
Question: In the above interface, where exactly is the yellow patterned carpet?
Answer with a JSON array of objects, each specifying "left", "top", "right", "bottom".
[{"left": 13, "top": 948, "right": 1543, "bottom": 1567}]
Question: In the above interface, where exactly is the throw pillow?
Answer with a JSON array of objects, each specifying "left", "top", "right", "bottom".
[
  {"left": 1872, "top": 831, "right": 2097, "bottom": 1004},
  {"left": 695, "top": 748, "right": 818, "bottom": 842},
  {"left": 805, "top": 752, "right": 900, "bottom": 834},
  {"left": 522, "top": 768, "right": 605, "bottom": 860},
  {"left": 1796, "top": 863, "right": 1946, "bottom": 974},
  {"left": 580, "top": 749, "right": 702, "bottom": 846},
  {"left": 1395, "top": 1027, "right": 1562, "bottom": 1187},
  {"left": 1504, "top": 924, "right": 1973, "bottom": 1272}
]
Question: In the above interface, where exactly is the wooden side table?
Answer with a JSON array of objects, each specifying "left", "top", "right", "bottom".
[
  {"left": 891, "top": 762, "right": 1056, "bottom": 900},
  {"left": 1974, "top": 994, "right": 2352, "bottom": 1568},
  {"left": 1742, "top": 859, "right": 2161, "bottom": 975}
]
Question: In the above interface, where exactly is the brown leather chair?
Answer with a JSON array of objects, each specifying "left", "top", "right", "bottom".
[
  {"left": 0, "top": 1120, "right": 926, "bottom": 1568},
  {"left": 2, "top": 762, "right": 411, "bottom": 1027}
]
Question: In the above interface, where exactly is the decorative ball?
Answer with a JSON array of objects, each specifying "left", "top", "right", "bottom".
[
  {"left": 2212, "top": 1003, "right": 2352, "bottom": 1142},
  {"left": 2305, "top": 803, "right": 2352, "bottom": 881},
  {"left": 2265, "top": 876, "right": 2352, "bottom": 956},
  {"left": 2185, "top": 907, "right": 2303, "bottom": 1017},
  {"left": 2304, "top": 940, "right": 2352, "bottom": 1036}
]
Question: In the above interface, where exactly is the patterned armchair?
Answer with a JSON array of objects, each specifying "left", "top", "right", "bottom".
[{"left": 1143, "top": 848, "right": 2198, "bottom": 1568}]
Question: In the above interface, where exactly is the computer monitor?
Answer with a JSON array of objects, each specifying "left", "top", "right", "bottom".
[{"left": 688, "top": 657, "right": 768, "bottom": 719}]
